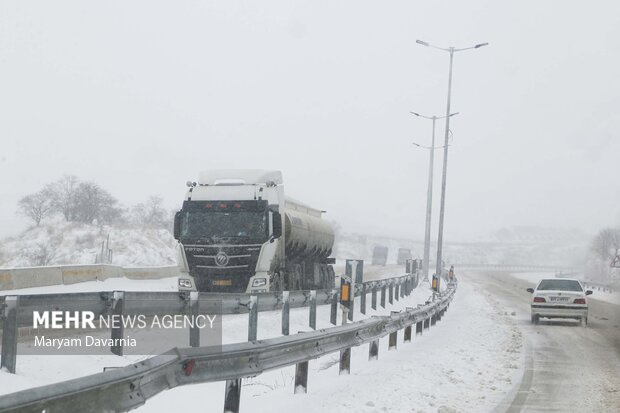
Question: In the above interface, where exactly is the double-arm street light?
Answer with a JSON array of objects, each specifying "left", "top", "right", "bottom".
[
  {"left": 410, "top": 111, "right": 458, "bottom": 282},
  {"left": 416, "top": 39, "right": 488, "bottom": 291}
]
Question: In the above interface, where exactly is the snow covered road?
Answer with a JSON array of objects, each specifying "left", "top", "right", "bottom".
[
  {"left": 465, "top": 271, "right": 620, "bottom": 412},
  {"left": 130, "top": 277, "right": 523, "bottom": 412},
  {"left": 0, "top": 273, "right": 526, "bottom": 412}
]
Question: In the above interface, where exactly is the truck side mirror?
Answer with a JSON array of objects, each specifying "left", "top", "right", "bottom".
[
  {"left": 272, "top": 211, "right": 282, "bottom": 239},
  {"left": 173, "top": 211, "right": 182, "bottom": 240}
]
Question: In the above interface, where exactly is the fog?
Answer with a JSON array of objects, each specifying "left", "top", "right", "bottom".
[{"left": 1, "top": 0, "right": 619, "bottom": 241}]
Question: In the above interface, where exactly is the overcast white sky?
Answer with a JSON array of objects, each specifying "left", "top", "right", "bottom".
[{"left": 1, "top": 1, "right": 619, "bottom": 241}]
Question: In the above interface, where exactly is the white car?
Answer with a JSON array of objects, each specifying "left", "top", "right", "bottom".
[{"left": 527, "top": 278, "right": 593, "bottom": 326}]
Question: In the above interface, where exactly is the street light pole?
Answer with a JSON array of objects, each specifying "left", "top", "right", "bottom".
[
  {"left": 435, "top": 48, "right": 454, "bottom": 290},
  {"left": 416, "top": 40, "right": 488, "bottom": 292},
  {"left": 425, "top": 116, "right": 436, "bottom": 282},
  {"left": 410, "top": 111, "right": 458, "bottom": 282}
]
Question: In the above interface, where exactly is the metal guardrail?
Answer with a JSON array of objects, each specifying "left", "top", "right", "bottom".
[
  {"left": 0, "top": 282, "right": 455, "bottom": 413},
  {"left": 0, "top": 272, "right": 420, "bottom": 373},
  {"left": 582, "top": 280, "right": 614, "bottom": 293}
]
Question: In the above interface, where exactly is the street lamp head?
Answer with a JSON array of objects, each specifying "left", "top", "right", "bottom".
[
  {"left": 416, "top": 40, "right": 429, "bottom": 47},
  {"left": 449, "top": 112, "right": 460, "bottom": 117},
  {"left": 412, "top": 142, "right": 422, "bottom": 147},
  {"left": 474, "top": 42, "right": 489, "bottom": 48},
  {"left": 410, "top": 111, "right": 421, "bottom": 117}
]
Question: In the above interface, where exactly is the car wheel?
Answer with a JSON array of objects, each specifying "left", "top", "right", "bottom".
[
  {"left": 531, "top": 314, "right": 539, "bottom": 325},
  {"left": 581, "top": 317, "right": 588, "bottom": 327}
]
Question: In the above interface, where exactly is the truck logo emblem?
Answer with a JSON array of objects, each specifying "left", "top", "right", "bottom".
[{"left": 215, "top": 252, "right": 229, "bottom": 267}]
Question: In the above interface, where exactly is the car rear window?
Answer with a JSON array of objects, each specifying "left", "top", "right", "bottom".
[{"left": 537, "top": 279, "right": 583, "bottom": 291}]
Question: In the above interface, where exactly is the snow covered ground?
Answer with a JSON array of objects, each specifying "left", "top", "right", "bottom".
[
  {"left": 133, "top": 279, "right": 523, "bottom": 413},
  {"left": 586, "top": 288, "right": 620, "bottom": 305},
  {"left": 0, "top": 220, "right": 177, "bottom": 268},
  {"left": 0, "top": 276, "right": 524, "bottom": 412}
]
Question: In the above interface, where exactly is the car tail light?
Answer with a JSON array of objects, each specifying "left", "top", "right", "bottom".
[
  {"left": 533, "top": 297, "right": 546, "bottom": 303},
  {"left": 574, "top": 298, "right": 586, "bottom": 304}
]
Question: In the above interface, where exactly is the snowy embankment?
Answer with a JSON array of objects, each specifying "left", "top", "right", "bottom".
[
  {"left": 0, "top": 220, "right": 176, "bottom": 268},
  {"left": 0, "top": 280, "right": 524, "bottom": 412}
]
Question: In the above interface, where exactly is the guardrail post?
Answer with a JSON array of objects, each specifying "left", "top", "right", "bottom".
[
  {"left": 189, "top": 291, "right": 200, "bottom": 347},
  {"left": 294, "top": 361, "right": 309, "bottom": 394},
  {"left": 347, "top": 290, "right": 354, "bottom": 322},
  {"left": 369, "top": 339, "right": 379, "bottom": 361},
  {"left": 330, "top": 289, "right": 338, "bottom": 325},
  {"left": 388, "top": 311, "right": 398, "bottom": 350},
  {"left": 388, "top": 332, "right": 397, "bottom": 350},
  {"left": 360, "top": 284, "right": 367, "bottom": 315},
  {"left": 404, "top": 307, "right": 413, "bottom": 343},
  {"left": 431, "top": 313, "right": 436, "bottom": 326},
  {"left": 282, "top": 291, "right": 290, "bottom": 335},
  {"left": 380, "top": 285, "right": 386, "bottom": 308},
  {"left": 371, "top": 286, "right": 377, "bottom": 310},
  {"left": 223, "top": 378, "right": 242, "bottom": 413},
  {"left": 339, "top": 347, "right": 351, "bottom": 375},
  {"left": 416, "top": 320, "right": 423, "bottom": 335},
  {"left": 1, "top": 296, "right": 19, "bottom": 374},
  {"left": 404, "top": 325, "right": 412, "bottom": 342},
  {"left": 394, "top": 283, "right": 400, "bottom": 301},
  {"left": 309, "top": 290, "right": 316, "bottom": 330},
  {"left": 424, "top": 317, "right": 430, "bottom": 330},
  {"left": 248, "top": 295, "right": 258, "bottom": 342},
  {"left": 388, "top": 284, "right": 394, "bottom": 305},
  {"left": 111, "top": 291, "right": 125, "bottom": 356},
  {"left": 401, "top": 281, "right": 405, "bottom": 298}
]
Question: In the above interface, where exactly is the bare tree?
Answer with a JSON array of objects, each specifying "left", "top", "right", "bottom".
[
  {"left": 17, "top": 190, "right": 53, "bottom": 226},
  {"left": 45, "top": 175, "right": 80, "bottom": 221},
  {"left": 73, "top": 181, "right": 122, "bottom": 224},
  {"left": 131, "top": 196, "right": 168, "bottom": 228},
  {"left": 591, "top": 227, "right": 620, "bottom": 264}
]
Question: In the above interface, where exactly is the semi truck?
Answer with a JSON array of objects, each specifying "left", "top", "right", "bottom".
[
  {"left": 371, "top": 245, "right": 388, "bottom": 266},
  {"left": 173, "top": 170, "right": 336, "bottom": 293},
  {"left": 397, "top": 248, "right": 413, "bottom": 265}
]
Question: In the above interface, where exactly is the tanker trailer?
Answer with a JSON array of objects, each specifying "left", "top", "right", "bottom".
[{"left": 173, "top": 170, "right": 336, "bottom": 293}]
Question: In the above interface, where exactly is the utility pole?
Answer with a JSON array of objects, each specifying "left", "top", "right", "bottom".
[
  {"left": 410, "top": 111, "right": 458, "bottom": 282},
  {"left": 416, "top": 39, "right": 488, "bottom": 291}
]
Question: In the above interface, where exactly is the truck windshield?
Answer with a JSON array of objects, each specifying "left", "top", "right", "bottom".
[{"left": 180, "top": 211, "right": 267, "bottom": 241}]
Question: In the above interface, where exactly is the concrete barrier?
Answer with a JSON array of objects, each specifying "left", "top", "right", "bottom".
[
  {"left": 61, "top": 264, "right": 123, "bottom": 284},
  {"left": 123, "top": 266, "right": 180, "bottom": 280},
  {"left": 0, "top": 266, "right": 64, "bottom": 290},
  {"left": 0, "top": 264, "right": 180, "bottom": 291}
]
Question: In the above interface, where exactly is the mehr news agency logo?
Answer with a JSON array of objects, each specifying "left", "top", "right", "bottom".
[{"left": 31, "top": 311, "right": 218, "bottom": 349}]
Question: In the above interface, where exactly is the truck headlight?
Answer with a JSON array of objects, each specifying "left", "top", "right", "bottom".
[
  {"left": 252, "top": 278, "right": 267, "bottom": 287},
  {"left": 179, "top": 279, "right": 193, "bottom": 289}
]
